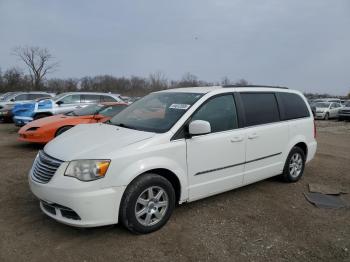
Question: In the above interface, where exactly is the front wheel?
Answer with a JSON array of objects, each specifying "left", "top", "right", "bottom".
[
  {"left": 324, "top": 113, "right": 329, "bottom": 120},
  {"left": 281, "top": 147, "right": 306, "bottom": 182},
  {"left": 120, "top": 173, "right": 175, "bottom": 234}
]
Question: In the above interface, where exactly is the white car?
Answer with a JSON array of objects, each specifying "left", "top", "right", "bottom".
[
  {"left": 0, "top": 91, "right": 53, "bottom": 109},
  {"left": 314, "top": 101, "right": 342, "bottom": 120},
  {"left": 28, "top": 86, "right": 317, "bottom": 234}
]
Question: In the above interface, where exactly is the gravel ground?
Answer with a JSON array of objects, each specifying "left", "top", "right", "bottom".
[{"left": 0, "top": 120, "right": 349, "bottom": 262}]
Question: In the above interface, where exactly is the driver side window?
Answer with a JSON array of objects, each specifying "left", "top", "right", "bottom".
[{"left": 192, "top": 95, "right": 238, "bottom": 133}]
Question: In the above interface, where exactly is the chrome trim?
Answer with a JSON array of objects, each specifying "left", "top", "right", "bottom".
[{"left": 31, "top": 150, "right": 63, "bottom": 183}]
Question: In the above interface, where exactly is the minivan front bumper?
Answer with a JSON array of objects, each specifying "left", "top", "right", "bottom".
[{"left": 29, "top": 170, "right": 126, "bottom": 227}]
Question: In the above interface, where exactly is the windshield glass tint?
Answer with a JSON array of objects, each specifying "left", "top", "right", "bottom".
[
  {"left": 110, "top": 92, "right": 203, "bottom": 133},
  {"left": 316, "top": 102, "right": 330, "bottom": 108},
  {"left": 67, "top": 104, "right": 104, "bottom": 116},
  {"left": 53, "top": 93, "right": 68, "bottom": 101},
  {"left": 99, "top": 105, "right": 127, "bottom": 117}
]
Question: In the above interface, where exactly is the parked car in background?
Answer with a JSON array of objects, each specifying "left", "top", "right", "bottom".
[
  {"left": 12, "top": 92, "right": 123, "bottom": 126},
  {"left": 0, "top": 104, "right": 16, "bottom": 122},
  {"left": 28, "top": 86, "right": 316, "bottom": 234},
  {"left": 0, "top": 92, "right": 53, "bottom": 123},
  {"left": 314, "top": 102, "right": 342, "bottom": 120},
  {"left": 338, "top": 101, "right": 350, "bottom": 121},
  {"left": 0, "top": 91, "right": 52, "bottom": 109},
  {"left": 0, "top": 92, "right": 18, "bottom": 101},
  {"left": 120, "top": 96, "right": 141, "bottom": 105},
  {"left": 18, "top": 102, "right": 127, "bottom": 143}
]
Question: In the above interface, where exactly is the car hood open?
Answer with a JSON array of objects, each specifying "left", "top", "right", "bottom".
[{"left": 44, "top": 123, "right": 155, "bottom": 161}]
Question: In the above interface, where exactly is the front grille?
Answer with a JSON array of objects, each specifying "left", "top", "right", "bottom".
[
  {"left": 340, "top": 110, "right": 350, "bottom": 114},
  {"left": 32, "top": 150, "right": 63, "bottom": 183}
]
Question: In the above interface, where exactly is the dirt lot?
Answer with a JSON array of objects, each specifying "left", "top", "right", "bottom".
[{"left": 0, "top": 121, "right": 349, "bottom": 262}]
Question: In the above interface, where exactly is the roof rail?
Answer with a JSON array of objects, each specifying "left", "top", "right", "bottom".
[{"left": 222, "top": 85, "right": 288, "bottom": 89}]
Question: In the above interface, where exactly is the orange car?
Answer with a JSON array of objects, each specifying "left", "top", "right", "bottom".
[{"left": 18, "top": 102, "right": 127, "bottom": 143}]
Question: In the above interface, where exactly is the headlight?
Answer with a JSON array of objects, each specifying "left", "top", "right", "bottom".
[{"left": 64, "top": 160, "right": 110, "bottom": 181}]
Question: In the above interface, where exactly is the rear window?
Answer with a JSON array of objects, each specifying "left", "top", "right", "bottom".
[
  {"left": 101, "top": 95, "right": 117, "bottom": 102},
  {"left": 278, "top": 93, "right": 310, "bottom": 120},
  {"left": 240, "top": 93, "right": 280, "bottom": 127}
]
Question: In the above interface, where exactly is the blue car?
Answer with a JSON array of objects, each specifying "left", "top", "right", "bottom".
[{"left": 12, "top": 92, "right": 123, "bottom": 126}]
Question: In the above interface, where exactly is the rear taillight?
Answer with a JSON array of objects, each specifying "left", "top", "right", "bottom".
[{"left": 313, "top": 120, "right": 317, "bottom": 139}]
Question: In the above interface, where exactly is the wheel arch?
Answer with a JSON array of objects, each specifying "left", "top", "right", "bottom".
[
  {"left": 114, "top": 157, "right": 188, "bottom": 204},
  {"left": 129, "top": 168, "right": 182, "bottom": 204},
  {"left": 33, "top": 112, "right": 53, "bottom": 119},
  {"left": 284, "top": 137, "right": 309, "bottom": 164},
  {"left": 293, "top": 141, "right": 308, "bottom": 158}
]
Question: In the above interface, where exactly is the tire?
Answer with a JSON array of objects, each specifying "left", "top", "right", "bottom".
[
  {"left": 324, "top": 113, "right": 329, "bottom": 120},
  {"left": 120, "top": 173, "right": 175, "bottom": 234},
  {"left": 34, "top": 113, "right": 50, "bottom": 120},
  {"left": 281, "top": 147, "right": 306, "bottom": 183},
  {"left": 55, "top": 126, "right": 73, "bottom": 137}
]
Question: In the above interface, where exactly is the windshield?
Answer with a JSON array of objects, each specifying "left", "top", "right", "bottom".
[
  {"left": 344, "top": 102, "right": 350, "bottom": 107},
  {"left": 66, "top": 104, "right": 104, "bottom": 116},
  {"left": 109, "top": 92, "right": 203, "bottom": 133},
  {"left": 0, "top": 92, "right": 15, "bottom": 101},
  {"left": 315, "top": 102, "right": 330, "bottom": 108},
  {"left": 53, "top": 93, "right": 68, "bottom": 101},
  {"left": 99, "top": 104, "right": 128, "bottom": 117}
]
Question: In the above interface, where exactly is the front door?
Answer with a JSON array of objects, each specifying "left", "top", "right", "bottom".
[{"left": 186, "top": 94, "right": 246, "bottom": 201}]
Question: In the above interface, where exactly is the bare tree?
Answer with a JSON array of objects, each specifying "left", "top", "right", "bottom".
[
  {"left": 12, "top": 46, "right": 59, "bottom": 90},
  {"left": 235, "top": 78, "right": 249, "bottom": 86},
  {"left": 221, "top": 76, "right": 231, "bottom": 86}
]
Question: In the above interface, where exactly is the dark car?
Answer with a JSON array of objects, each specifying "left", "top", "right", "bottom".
[{"left": 0, "top": 104, "right": 15, "bottom": 123}]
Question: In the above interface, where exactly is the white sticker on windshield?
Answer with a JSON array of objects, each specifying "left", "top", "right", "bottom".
[{"left": 169, "top": 104, "right": 191, "bottom": 110}]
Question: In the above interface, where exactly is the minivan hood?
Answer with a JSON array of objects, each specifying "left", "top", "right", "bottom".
[{"left": 44, "top": 123, "right": 155, "bottom": 161}]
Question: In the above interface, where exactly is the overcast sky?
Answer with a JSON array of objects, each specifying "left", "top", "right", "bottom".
[{"left": 0, "top": 0, "right": 349, "bottom": 95}]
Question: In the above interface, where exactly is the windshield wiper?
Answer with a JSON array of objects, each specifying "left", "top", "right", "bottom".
[{"left": 113, "top": 122, "right": 137, "bottom": 130}]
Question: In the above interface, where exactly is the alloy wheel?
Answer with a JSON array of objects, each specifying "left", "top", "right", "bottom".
[{"left": 134, "top": 186, "right": 169, "bottom": 226}]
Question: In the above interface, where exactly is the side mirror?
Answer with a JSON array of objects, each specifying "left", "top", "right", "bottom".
[
  {"left": 188, "top": 120, "right": 211, "bottom": 136},
  {"left": 56, "top": 100, "right": 63, "bottom": 106}
]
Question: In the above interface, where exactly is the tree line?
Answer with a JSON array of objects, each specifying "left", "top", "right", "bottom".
[
  {"left": 0, "top": 68, "right": 251, "bottom": 96},
  {"left": 0, "top": 46, "right": 250, "bottom": 96},
  {"left": 2, "top": 46, "right": 347, "bottom": 98}
]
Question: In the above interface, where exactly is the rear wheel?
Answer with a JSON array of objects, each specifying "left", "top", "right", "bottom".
[
  {"left": 120, "top": 173, "right": 175, "bottom": 234},
  {"left": 281, "top": 147, "right": 306, "bottom": 183},
  {"left": 55, "top": 126, "right": 73, "bottom": 137}
]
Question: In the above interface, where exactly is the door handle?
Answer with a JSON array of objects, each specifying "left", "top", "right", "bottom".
[
  {"left": 230, "top": 136, "right": 243, "bottom": 143},
  {"left": 248, "top": 133, "right": 259, "bottom": 139}
]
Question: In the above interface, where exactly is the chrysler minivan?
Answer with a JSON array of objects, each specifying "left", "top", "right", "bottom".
[{"left": 28, "top": 86, "right": 317, "bottom": 234}]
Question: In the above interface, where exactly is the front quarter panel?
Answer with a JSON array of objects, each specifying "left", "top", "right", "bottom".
[{"left": 105, "top": 138, "right": 188, "bottom": 203}]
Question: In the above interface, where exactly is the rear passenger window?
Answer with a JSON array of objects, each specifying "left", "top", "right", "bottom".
[
  {"left": 82, "top": 94, "right": 100, "bottom": 103},
  {"left": 240, "top": 93, "right": 279, "bottom": 126},
  {"left": 278, "top": 93, "right": 310, "bottom": 120},
  {"left": 192, "top": 95, "right": 238, "bottom": 133},
  {"left": 14, "top": 94, "right": 28, "bottom": 101}
]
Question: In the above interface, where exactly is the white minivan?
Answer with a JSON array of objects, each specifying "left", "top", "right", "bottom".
[{"left": 28, "top": 86, "right": 317, "bottom": 234}]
